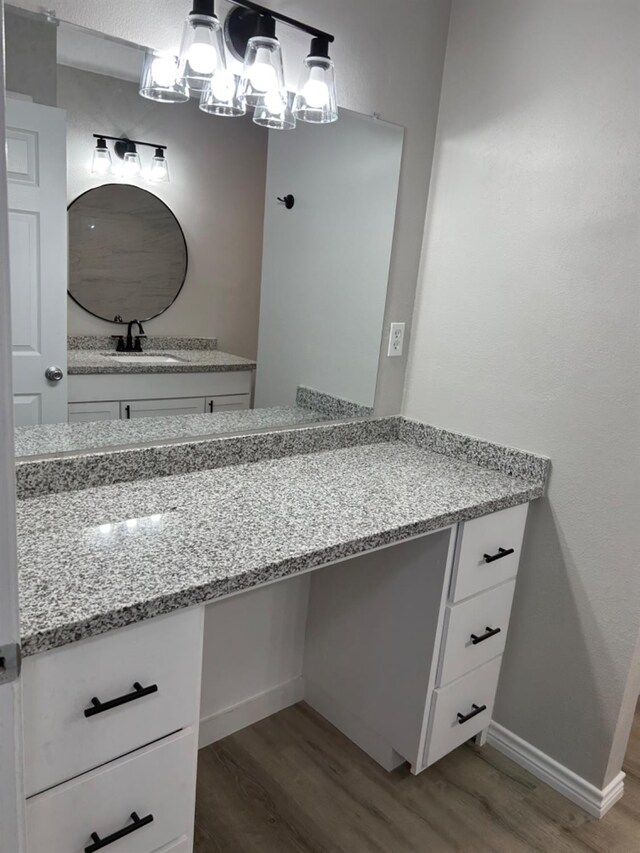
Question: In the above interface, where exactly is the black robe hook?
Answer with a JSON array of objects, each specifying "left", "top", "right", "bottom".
[{"left": 277, "top": 194, "right": 295, "bottom": 209}]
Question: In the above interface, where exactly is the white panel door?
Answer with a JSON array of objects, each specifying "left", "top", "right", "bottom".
[
  {"left": 0, "top": 8, "right": 26, "bottom": 850},
  {"left": 7, "top": 97, "right": 67, "bottom": 424}
]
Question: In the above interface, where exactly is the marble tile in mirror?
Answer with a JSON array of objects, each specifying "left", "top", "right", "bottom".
[{"left": 5, "top": 5, "right": 404, "bottom": 459}]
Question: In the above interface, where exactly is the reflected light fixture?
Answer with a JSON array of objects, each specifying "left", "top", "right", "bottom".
[
  {"left": 200, "top": 71, "right": 246, "bottom": 117},
  {"left": 239, "top": 14, "right": 286, "bottom": 109},
  {"left": 139, "top": 51, "right": 188, "bottom": 102},
  {"left": 177, "top": 0, "right": 226, "bottom": 93},
  {"left": 253, "top": 89, "right": 296, "bottom": 130},
  {"left": 293, "top": 37, "right": 338, "bottom": 124},
  {"left": 91, "top": 136, "right": 171, "bottom": 185},
  {"left": 149, "top": 148, "right": 170, "bottom": 182},
  {"left": 91, "top": 137, "right": 113, "bottom": 176}
]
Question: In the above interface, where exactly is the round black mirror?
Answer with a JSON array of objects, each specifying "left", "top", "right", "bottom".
[{"left": 68, "top": 184, "right": 188, "bottom": 323}]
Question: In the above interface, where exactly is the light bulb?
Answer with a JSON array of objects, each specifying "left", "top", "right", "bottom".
[
  {"left": 151, "top": 56, "right": 178, "bottom": 88},
  {"left": 91, "top": 142, "right": 112, "bottom": 176},
  {"left": 302, "top": 74, "right": 330, "bottom": 109},
  {"left": 264, "top": 89, "right": 285, "bottom": 114},
  {"left": 149, "top": 148, "right": 170, "bottom": 183},
  {"left": 210, "top": 69, "right": 235, "bottom": 102},
  {"left": 122, "top": 151, "right": 141, "bottom": 179},
  {"left": 187, "top": 38, "right": 217, "bottom": 74},
  {"left": 249, "top": 49, "right": 278, "bottom": 93}
]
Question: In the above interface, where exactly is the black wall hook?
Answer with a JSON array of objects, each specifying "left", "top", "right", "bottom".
[{"left": 277, "top": 194, "right": 295, "bottom": 210}]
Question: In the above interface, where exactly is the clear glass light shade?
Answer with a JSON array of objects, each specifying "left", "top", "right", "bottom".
[
  {"left": 253, "top": 90, "right": 296, "bottom": 130},
  {"left": 294, "top": 56, "right": 338, "bottom": 124},
  {"left": 149, "top": 150, "right": 170, "bottom": 183},
  {"left": 200, "top": 71, "right": 246, "bottom": 117},
  {"left": 139, "top": 51, "right": 188, "bottom": 102},
  {"left": 177, "top": 13, "right": 225, "bottom": 92},
  {"left": 91, "top": 143, "right": 112, "bottom": 176},
  {"left": 239, "top": 36, "right": 286, "bottom": 108},
  {"left": 121, "top": 151, "right": 141, "bottom": 179}
]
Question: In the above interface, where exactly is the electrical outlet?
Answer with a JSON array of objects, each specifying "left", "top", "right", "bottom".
[{"left": 387, "top": 322, "right": 405, "bottom": 357}]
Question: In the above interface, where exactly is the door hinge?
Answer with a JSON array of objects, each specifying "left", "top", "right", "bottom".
[{"left": 0, "top": 643, "right": 22, "bottom": 685}]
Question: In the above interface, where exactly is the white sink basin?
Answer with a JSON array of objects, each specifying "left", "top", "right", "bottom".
[{"left": 107, "top": 355, "right": 185, "bottom": 364}]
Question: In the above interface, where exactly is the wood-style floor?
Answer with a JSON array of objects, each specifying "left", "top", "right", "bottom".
[{"left": 194, "top": 702, "right": 640, "bottom": 852}]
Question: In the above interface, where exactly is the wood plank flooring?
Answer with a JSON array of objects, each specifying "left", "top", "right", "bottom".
[{"left": 194, "top": 702, "right": 640, "bottom": 852}]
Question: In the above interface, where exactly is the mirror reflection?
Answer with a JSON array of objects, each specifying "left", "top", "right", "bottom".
[{"left": 6, "top": 5, "right": 404, "bottom": 458}]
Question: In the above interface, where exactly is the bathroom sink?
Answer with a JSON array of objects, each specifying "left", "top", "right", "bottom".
[{"left": 106, "top": 354, "right": 185, "bottom": 364}]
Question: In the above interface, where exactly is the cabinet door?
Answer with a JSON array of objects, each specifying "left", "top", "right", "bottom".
[
  {"left": 68, "top": 401, "right": 120, "bottom": 423},
  {"left": 205, "top": 394, "right": 251, "bottom": 413},
  {"left": 121, "top": 398, "right": 206, "bottom": 419}
]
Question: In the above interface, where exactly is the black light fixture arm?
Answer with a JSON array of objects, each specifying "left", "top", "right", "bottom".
[
  {"left": 93, "top": 134, "right": 167, "bottom": 151},
  {"left": 230, "top": 0, "right": 334, "bottom": 43}
]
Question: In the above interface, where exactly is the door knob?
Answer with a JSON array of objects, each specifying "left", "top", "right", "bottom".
[{"left": 45, "top": 365, "right": 64, "bottom": 382}]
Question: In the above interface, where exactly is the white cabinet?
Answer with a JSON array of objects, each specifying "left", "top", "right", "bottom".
[
  {"left": 26, "top": 728, "right": 197, "bottom": 853},
  {"left": 68, "top": 370, "right": 253, "bottom": 423},
  {"left": 122, "top": 398, "right": 206, "bottom": 419},
  {"left": 68, "top": 401, "right": 121, "bottom": 422}
]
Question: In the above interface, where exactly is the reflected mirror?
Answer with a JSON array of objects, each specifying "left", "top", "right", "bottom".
[
  {"left": 5, "top": 4, "right": 404, "bottom": 458},
  {"left": 68, "top": 184, "right": 188, "bottom": 322}
]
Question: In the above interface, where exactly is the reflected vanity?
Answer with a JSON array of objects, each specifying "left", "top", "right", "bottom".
[{"left": 8, "top": 5, "right": 404, "bottom": 457}]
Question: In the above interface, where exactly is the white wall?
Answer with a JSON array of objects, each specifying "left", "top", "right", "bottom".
[
  {"left": 404, "top": 0, "right": 640, "bottom": 788},
  {"left": 57, "top": 65, "right": 267, "bottom": 359},
  {"left": 256, "top": 112, "right": 403, "bottom": 409},
  {"left": 7, "top": 0, "right": 452, "bottom": 413}
]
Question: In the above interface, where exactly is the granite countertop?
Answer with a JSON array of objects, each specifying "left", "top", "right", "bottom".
[
  {"left": 17, "top": 438, "right": 545, "bottom": 656},
  {"left": 68, "top": 348, "right": 256, "bottom": 375},
  {"left": 14, "top": 407, "right": 330, "bottom": 458}
]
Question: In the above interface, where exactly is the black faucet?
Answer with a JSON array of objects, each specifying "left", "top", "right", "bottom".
[{"left": 126, "top": 320, "right": 145, "bottom": 352}]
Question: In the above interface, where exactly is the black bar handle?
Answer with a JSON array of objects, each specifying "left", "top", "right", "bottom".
[
  {"left": 457, "top": 703, "right": 487, "bottom": 725},
  {"left": 483, "top": 547, "right": 515, "bottom": 564},
  {"left": 85, "top": 811, "right": 153, "bottom": 852},
  {"left": 470, "top": 626, "right": 502, "bottom": 645},
  {"left": 84, "top": 682, "right": 158, "bottom": 718}
]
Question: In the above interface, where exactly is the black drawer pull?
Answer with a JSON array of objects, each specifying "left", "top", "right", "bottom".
[
  {"left": 470, "top": 626, "right": 502, "bottom": 645},
  {"left": 85, "top": 811, "right": 153, "bottom": 852},
  {"left": 483, "top": 547, "right": 514, "bottom": 564},
  {"left": 457, "top": 703, "right": 487, "bottom": 725},
  {"left": 84, "top": 682, "right": 158, "bottom": 718}
]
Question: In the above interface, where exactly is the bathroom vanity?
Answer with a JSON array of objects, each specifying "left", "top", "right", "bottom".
[{"left": 15, "top": 418, "right": 548, "bottom": 853}]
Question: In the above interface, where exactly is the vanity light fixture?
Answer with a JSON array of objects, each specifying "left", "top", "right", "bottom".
[
  {"left": 139, "top": 51, "right": 188, "bottom": 103},
  {"left": 177, "top": 0, "right": 226, "bottom": 94},
  {"left": 91, "top": 136, "right": 171, "bottom": 184},
  {"left": 91, "top": 137, "right": 113, "bottom": 176},
  {"left": 238, "top": 14, "right": 286, "bottom": 109},
  {"left": 293, "top": 37, "right": 338, "bottom": 124},
  {"left": 149, "top": 148, "right": 170, "bottom": 183},
  {"left": 139, "top": 1, "right": 337, "bottom": 128}
]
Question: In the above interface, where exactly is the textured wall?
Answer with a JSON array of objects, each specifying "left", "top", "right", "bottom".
[
  {"left": 404, "top": 0, "right": 640, "bottom": 787},
  {"left": 7, "top": 0, "right": 452, "bottom": 412},
  {"left": 4, "top": 8, "right": 56, "bottom": 106}
]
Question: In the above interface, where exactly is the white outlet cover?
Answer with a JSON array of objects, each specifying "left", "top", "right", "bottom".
[{"left": 387, "top": 322, "right": 405, "bottom": 357}]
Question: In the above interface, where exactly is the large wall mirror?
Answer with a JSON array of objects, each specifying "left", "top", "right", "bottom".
[
  {"left": 5, "top": 4, "right": 404, "bottom": 458},
  {"left": 68, "top": 184, "right": 188, "bottom": 322}
]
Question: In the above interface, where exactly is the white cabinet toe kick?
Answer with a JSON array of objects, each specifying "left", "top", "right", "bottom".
[{"left": 22, "top": 503, "right": 528, "bottom": 852}]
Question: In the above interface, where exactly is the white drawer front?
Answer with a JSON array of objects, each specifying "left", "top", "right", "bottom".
[
  {"left": 424, "top": 657, "right": 502, "bottom": 767},
  {"left": 451, "top": 503, "right": 528, "bottom": 602},
  {"left": 26, "top": 728, "right": 197, "bottom": 853},
  {"left": 23, "top": 608, "right": 203, "bottom": 797},
  {"left": 153, "top": 836, "right": 191, "bottom": 853},
  {"left": 438, "top": 580, "right": 516, "bottom": 686}
]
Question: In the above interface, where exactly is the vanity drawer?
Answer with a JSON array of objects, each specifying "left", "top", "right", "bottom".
[
  {"left": 450, "top": 503, "right": 528, "bottom": 602},
  {"left": 438, "top": 580, "right": 516, "bottom": 686},
  {"left": 26, "top": 727, "right": 197, "bottom": 853},
  {"left": 424, "top": 657, "right": 502, "bottom": 767},
  {"left": 23, "top": 608, "right": 203, "bottom": 797}
]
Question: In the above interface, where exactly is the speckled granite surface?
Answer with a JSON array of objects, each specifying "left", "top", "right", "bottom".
[
  {"left": 15, "top": 407, "right": 330, "bottom": 459},
  {"left": 296, "top": 386, "right": 373, "bottom": 419},
  {"left": 68, "top": 348, "right": 255, "bottom": 375},
  {"left": 17, "top": 440, "right": 545, "bottom": 656},
  {"left": 68, "top": 335, "right": 218, "bottom": 351},
  {"left": 16, "top": 418, "right": 398, "bottom": 499}
]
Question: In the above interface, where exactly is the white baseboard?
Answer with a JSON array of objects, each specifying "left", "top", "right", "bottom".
[
  {"left": 198, "top": 676, "right": 305, "bottom": 749},
  {"left": 487, "top": 722, "right": 625, "bottom": 819}
]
